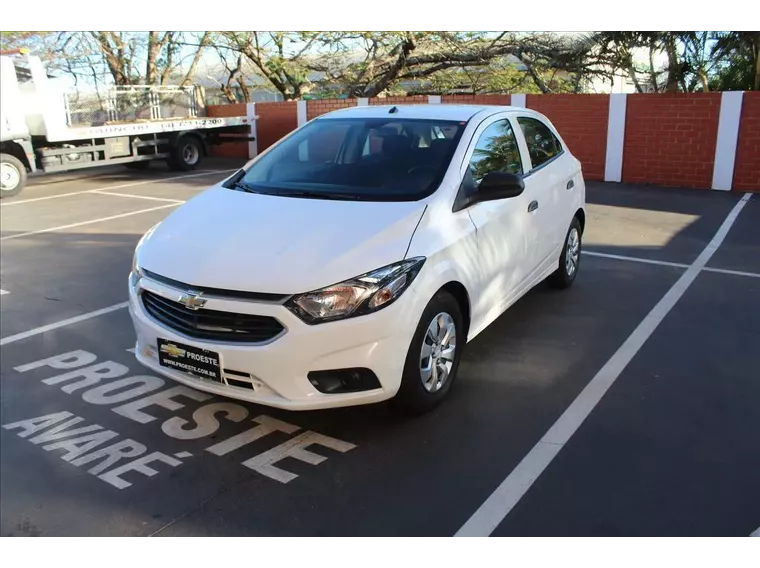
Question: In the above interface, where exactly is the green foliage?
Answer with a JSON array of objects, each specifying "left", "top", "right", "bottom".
[
  {"left": 4, "top": 30, "right": 758, "bottom": 98},
  {"left": 470, "top": 122, "right": 522, "bottom": 181},
  {"left": 709, "top": 32, "right": 760, "bottom": 91},
  {"left": 416, "top": 60, "right": 545, "bottom": 94}
]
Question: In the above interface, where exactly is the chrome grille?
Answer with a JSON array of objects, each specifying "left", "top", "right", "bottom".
[{"left": 142, "top": 290, "right": 284, "bottom": 343}]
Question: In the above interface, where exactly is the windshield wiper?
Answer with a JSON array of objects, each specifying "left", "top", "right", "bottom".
[
  {"left": 267, "top": 190, "right": 363, "bottom": 201},
  {"left": 233, "top": 181, "right": 257, "bottom": 193},
  {"left": 233, "top": 184, "right": 364, "bottom": 201}
]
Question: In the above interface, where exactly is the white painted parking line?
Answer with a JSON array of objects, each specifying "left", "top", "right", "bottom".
[
  {"left": 702, "top": 266, "right": 760, "bottom": 279},
  {"left": 0, "top": 169, "right": 237, "bottom": 207},
  {"left": 586, "top": 250, "right": 760, "bottom": 279},
  {"left": 0, "top": 302, "right": 128, "bottom": 346},
  {"left": 0, "top": 289, "right": 8, "bottom": 295},
  {"left": 584, "top": 251, "right": 689, "bottom": 269},
  {"left": 93, "top": 191, "right": 185, "bottom": 204},
  {"left": 0, "top": 203, "right": 180, "bottom": 242},
  {"left": 456, "top": 193, "right": 752, "bottom": 537}
]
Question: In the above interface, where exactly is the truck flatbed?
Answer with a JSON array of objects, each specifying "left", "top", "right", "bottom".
[{"left": 44, "top": 115, "right": 253, "bottom": 143}]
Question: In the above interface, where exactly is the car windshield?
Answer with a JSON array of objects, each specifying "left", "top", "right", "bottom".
[{"left": 234, "top": 117, "right": 466, "bottom": 201}]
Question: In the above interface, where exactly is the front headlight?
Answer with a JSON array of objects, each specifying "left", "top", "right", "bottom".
[
  {"left": 130, "top": 250, "right": 144, "bottom": 290},
  {"left": 286, "top": 257, "right": 426, "bottom": 324},
  {"left": 130, "top": 224, "right": 159, "bottom": 286},
  {"left": 131, "top": 250, "right": 143, "bottom": 278}
]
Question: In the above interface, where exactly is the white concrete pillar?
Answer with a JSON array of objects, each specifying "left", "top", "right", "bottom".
[
  {"left": 296, "top": 100, "right": 307, "bottom": 127},
  {"left": 711, "top": 91, "right": 744, "bottom": 191},
  {"left": 604, "top": 93, "right": 627, "bottom": 183},
  {"left": 511, "top": 94, "right": 526, "bottom": 108},
  {"left": 246, "top": 102, "right": 257, "bottom": 160}
]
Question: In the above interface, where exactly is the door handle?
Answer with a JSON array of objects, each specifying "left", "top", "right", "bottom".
[
  {"left": 566, "top": 179, "right": 575, "bottom": 190},
  {"left": 528, "top": 200, "right": 539, "bottom": 213}
]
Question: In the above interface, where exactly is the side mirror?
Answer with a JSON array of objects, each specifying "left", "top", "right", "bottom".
[{"left": 474, "top": 171, "right": 525, "bottom": 203}]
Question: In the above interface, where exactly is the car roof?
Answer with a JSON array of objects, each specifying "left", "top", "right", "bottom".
[{"left": 316, "top": 103, "right": 526, "bottom": 122}]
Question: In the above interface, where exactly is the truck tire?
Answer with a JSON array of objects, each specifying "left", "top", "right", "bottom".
[
  {"left": 168, "top": 135, "right": 203, "bottom": 171},
  {"left": 0, "top": 153, "right": 27, "bottom": 198}
]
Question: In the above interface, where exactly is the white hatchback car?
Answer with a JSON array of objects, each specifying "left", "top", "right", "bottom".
[{"left": 129, "top": 104, "right": 585, "bottom": 413}]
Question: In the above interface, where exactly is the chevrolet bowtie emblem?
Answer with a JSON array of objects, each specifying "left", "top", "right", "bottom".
[
  {"left": 178, "top": 291, "right": 206, "bottom": 310},
  {"left": 160, "top": 343, "right": 186, "bottom": 358}
]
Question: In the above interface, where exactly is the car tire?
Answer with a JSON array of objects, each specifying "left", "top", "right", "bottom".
[
  {"left": 392, "top": 291, "right": 465, "bottom": 414},
  {"left": 168, "top": 136, "right": 203, "bottom": 171},
  {"left": 549, "top": 216, "right": 582, "bottom": 289},
  {"left": 0, "top": 153, "right": 27, "bottom": 198}
]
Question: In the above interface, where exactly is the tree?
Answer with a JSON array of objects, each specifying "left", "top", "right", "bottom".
[
  {"left": 217, "top": 32, "right": 322, "bottom": 100},
  {"left": 86, "top": 31, "right": 211, "bottom": 86},
  {"left": 588, "top": 31, "right": 760, "bottom": 94},
  {"left": 710, "top": 31, "right": 760, "bottom": 91},
  {"left": 591, "top": 32, "right": 675, "bottom": 93},
  {"left": 407, "top": 59, "right": 545, "bottom": 95},
  {"left": 212, "top": 47, "right": 250, "bottom": 103},
  {"left": 2, "top": 32, "right": 212, "bottom": 88},
  {"left": 7, "top": 30, "right": 757, "bottom": 98},
  {"left": 323, "top": 32, "right": 510, "bottom": 97},
  {"left": 305, "top": 31, "right": 611, "bottom": 97},
  {"left": 681, "top": 32, "right": 714, "bottom": 92},
  {"left": 470, "top": 126, "right": 522, "bottom": 181}
]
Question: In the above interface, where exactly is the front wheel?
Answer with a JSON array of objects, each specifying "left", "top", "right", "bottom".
[
  {"left": 549, "top": 217, "right": 582, "bottom": 289},
  {"left": 392, "top": 291, "right": 465, "bottom": 414},
  {"left": 0, "top": 153, "right": 27, "bottom": 198}
]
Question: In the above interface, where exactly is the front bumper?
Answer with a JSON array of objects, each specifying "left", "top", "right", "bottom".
[{"left": 128, "top": 272, "right": 422, "bottom": 410}]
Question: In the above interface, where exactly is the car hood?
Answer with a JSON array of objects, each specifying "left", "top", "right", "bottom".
[{"left": 138, "top": 186, "right": 427, "bottom": 294}]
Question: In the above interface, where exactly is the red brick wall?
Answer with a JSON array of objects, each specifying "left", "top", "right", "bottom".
[
  {"left": 442, "top": 94, "right": 511, "bottom": 105},
  {"left": 733, "top": 92, "right": 760, "bottom": 192},
  {"left": 207, "top": 103, "right": 249, "bottom": 158},
  {"left": 306, "top": 98, "right": 358, "bottom": 120},
  {"left": 527, "top": 94, "right": 609, "bottom": 181},
  {"left": 206, "top": 93, "right": 758, "bottom": 191},
  {"left": 622, "top": 93, "right": 722, "bottom": 189},
  {"left": 255, "top": 101, "right": 298, "bottom": 153}
]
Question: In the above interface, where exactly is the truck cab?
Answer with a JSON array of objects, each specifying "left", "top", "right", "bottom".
[{"left": 1, "top": 53, "right": 36, "bottom": 196}]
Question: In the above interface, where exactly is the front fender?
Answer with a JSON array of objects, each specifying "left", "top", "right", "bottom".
[{"left": 405, "top": 203, "right": 482, "bottom": 342}]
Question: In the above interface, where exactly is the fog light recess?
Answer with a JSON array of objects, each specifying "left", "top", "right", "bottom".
[{"left": 307, "top": 368, "right": 381, "bottom": 394}]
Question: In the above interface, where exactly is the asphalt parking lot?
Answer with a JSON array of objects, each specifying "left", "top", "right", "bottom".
[{"left": 1, "top": 159, "right": 758, "bottom": 537}]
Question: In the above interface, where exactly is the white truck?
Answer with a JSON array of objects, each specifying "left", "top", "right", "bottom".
[{"left": 0, "top": 50, "right": 253, "bottom": 198}]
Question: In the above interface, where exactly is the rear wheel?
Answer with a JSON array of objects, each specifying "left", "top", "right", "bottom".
[
  {"left": 392, "top": 291, "right": 465, "bottom": 414},
  {"left": 168, "top": 136, "right": 203, "bottom": 171},
  {"left": 0, "top": 153, "right": 27, "bottom": 198},
  {"left": 549, "top": 216, "right": 582, "bottom": 289}
]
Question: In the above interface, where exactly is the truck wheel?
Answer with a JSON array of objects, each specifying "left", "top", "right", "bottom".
[
  {"left": 168, "top": 136, "right": 203, "bottom": 171},
  {"left": 0, "top": 153, "right": 27, "bottom": 198}
]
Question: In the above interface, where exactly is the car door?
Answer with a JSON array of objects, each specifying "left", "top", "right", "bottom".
[
  {"left": 461, "top": 115, "right": 535, "bottom": 319},
  {"left": 515, "top": 115, "right": 571, "bottom": 271}
]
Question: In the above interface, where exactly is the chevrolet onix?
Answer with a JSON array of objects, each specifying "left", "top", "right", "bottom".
[{"left": 129, "top": 104, "right": 586, "bottom": 413}]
